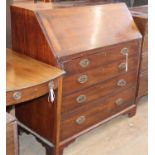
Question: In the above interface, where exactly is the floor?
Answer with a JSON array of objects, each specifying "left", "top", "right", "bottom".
[{"left": 20, "top": 96, "right": 148, "bottom": 155}]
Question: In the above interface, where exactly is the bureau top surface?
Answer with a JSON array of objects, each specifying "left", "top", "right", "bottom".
[
  {"left": 11, "top": 1, "right": 109, "bottom": 11},
  {"left": 6, "top": 48, "right": 65, "bottom": 92},
  {"left": 36, "top": 3, "right": 141, "bottom": 59},
  {"left": 130, "top": 5, "right": 148, "bottom": 19}
]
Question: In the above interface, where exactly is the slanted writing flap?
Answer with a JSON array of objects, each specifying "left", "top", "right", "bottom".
[{"left": 36, "top": 3, "right": 142, "bottom": 59}]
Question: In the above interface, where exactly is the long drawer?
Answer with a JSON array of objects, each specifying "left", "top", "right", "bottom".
[
  {"left": 63, "top": 41, "right": 140, "bottom": 75},
  {"left": 63, "top": 56, "right": 139, "bottom": 94},
  {"left": 61, "top": 87, "right": 136, "bottom": 140},
  {"left": 62, "top": 71, "right": 137, "bottom": 114}
]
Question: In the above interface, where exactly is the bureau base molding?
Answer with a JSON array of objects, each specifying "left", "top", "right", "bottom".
[{"left": 59, "top": 104, "right": 136, "bottom": 153}]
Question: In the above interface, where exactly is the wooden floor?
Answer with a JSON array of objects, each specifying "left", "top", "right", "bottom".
[{"left": 20, "top": 96, "right": 148, "bottom": 155}]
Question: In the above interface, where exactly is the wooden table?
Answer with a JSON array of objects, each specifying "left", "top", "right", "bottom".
[
  {"left": 6, "top": 48, "right": 65, "bottom": 106},
  {"left": 6, "top": 48, "right": 65, "bottom": 155}
]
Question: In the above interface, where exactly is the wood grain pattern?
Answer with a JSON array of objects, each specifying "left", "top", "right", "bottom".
[
  {"left": 62, "top": 71, "right": 137, "bottom": 114},
  {"left": 15, "top": 76, "right": 63, "bottom": 152},
  {"left": 36, "top": 3, "right": 141, "bottom": 60},
  {"left": 63, "top": 40, "right": 139, "bottom": 75},
  {"left": 11, "top": 6, "right": 58, "bottom": 66},
  {"left": 61, "top": 87, "right": 136, "bottom": 140},
  {"left": 6, "top": 48, "right": 64, "bottom": 106},
  {"left": 63, "top": 56, "right": 139, "bottom": 94},
  {"left": 11, "top": 3, "right": 142, "bottom": 155},
  {"left": 16, "top": 94, "right": 55, "bottom": 143}
]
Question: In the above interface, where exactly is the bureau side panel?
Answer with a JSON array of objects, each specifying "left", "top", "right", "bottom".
[
  {"left": 10, "top": 6, "right": 58, "bottom": 66},
  {"left": 132, "top": 16, "right": 148, "bottom": 98}
]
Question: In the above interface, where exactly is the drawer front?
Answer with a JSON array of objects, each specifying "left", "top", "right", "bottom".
[
  {"left": 61, "top": 87, "right": 136, "bottom": 140},
  {"left": 7, "top": 79, "right": 58, "bottom": 106},
  {"left": 63, "top": 41, "right": 140, "bottom": 75},
  {"left": 62, "top": 71, "right": 137, "bottom": 114},
  {"left": 138, "top": 71, "right": 148, "bottom": 97},
  {"left": 140, "top": 52, "right": 148, "bottom": 72},
  {"left": 63, "top": 56, "right": 139, "bottom": 94}
]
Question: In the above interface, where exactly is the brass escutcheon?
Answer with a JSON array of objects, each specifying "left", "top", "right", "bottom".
[
  {"left": 75, "top": 116, "right": 86, "bottom": 125},
  {"left": 121, "top": 47, "right": 128, "bottom": 55},
  {"left": 78, "top": 75, "right": 88, "bottom": 83},
  {"left": 118, "top": 63, "right": 126, "bottom": 70},
  {"left": 79, "top": 59, "right": 90, "bottom": 68},
  {"left": 115, "top": 98, "right": 124, "bottom": 106},
  {"left": 13, "top": 91, "right": 22, "bottom": 100},
  {"left": 76, "top": 95, "right": 87, "bottom": 104},
  {"left": 117, "top": 79, "right": 126, "bottom": 87}
]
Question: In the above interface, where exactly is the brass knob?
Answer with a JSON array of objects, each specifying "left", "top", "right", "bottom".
[
  {"left": 117, "top": 79, "right": 126, "bottom": 87},
  {"left": 13, "top": 91, "right": 22, "bottom": 100},
  {"left": 115, "top": 98, "right": 124, "bottom": 106},
  {"left": 78, "top": 75, "right": 88, "bottom": 84},
  {"left": 79, "top": 59, "right": 90, "bottom": 68},
  {"left": 118, "top": 63, "right": 126, "bottom": 70},
  {"left": 76, "top": 95, "right": 87, "bottom": 104},
  {"left": 121, "top": 47, "right": 128, "bottom": 55},
  {"left": 75, "top": 116, "right": 86, "bottom": 125}
]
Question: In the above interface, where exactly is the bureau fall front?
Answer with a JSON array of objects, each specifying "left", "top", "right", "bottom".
[{"left": 11, "top": 2, "right": 142, "bottom": 155}]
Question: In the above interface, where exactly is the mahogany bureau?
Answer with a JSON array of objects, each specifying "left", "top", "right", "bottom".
[
  {"left": 11, "top": 3, "right": 142, "bottom": 155},
  {"left": 130, "top": 5, "right": 148, "bottom": 100}
]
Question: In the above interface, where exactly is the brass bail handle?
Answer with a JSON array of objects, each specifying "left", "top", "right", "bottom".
[{"left": 121, "top": 48, "right": 128, "bottom": 72}]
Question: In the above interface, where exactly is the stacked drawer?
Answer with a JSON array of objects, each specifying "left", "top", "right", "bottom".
[{"left": 61, "top": 40, "right": 140, "bottom": 140}]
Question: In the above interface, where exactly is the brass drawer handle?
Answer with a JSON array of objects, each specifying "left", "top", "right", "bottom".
[
  {"left": 121, "top": 47, "right": 128, "bottom": 55},
  {"left": 75, "top": 116, "right": 86, "bottom": 125},
  {"left": 121, "top": 48, "right": 128, "bottom": 72},
  {"left": 118, "top": 63, "right": 126, "bottom": 70},
  {"left": 79, "top": 59, "right": 90, "bottom": 68},
  {"left": 115, "top": 98, "right": 124, "bottom": 106},
  {"left": 117, "top": 79, "right": 126, "bottom": 87},
  {"left": 13, "top": 91, "right": 22, "bottom": 100},
  {"left": 78, "top": 75, "right": 88, "bottom": 84},
  {"left": 76, "top": 95, "right": 87, "bottom": 104}
]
